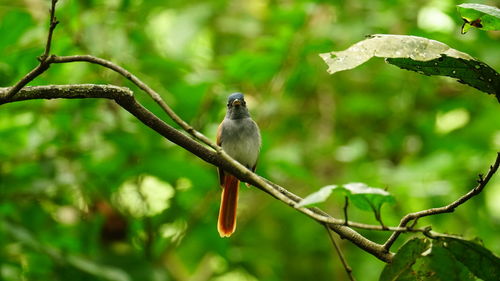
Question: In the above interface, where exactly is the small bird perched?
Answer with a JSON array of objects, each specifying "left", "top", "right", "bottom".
[{"left": 216, "top": 93, "right": 261, "bottom": 237}]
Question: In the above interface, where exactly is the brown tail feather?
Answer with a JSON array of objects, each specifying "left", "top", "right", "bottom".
[{"left": 217, "top": 174, "right": 239, "bottom": 237}]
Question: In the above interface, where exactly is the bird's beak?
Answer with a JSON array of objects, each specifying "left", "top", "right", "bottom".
[{"left": 232, "top": 99, "right": 241, "bottom": 106}]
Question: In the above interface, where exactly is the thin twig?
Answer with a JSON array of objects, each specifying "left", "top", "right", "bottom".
[
  {"left": 50, "top": 55, "right": 219, "bottom": 151},
  {"left": 383, "top": 152, "right": 500, "bottom": 251},
  {"left": 1, "top": 0, "right": 59, "bottom": 101},
  {"left": 373, "top": 207, "right": 387, "bottom": 230},
  {"left": 40, "top": 0, "right": 59, "bottom": 61},
  {"left": 325, "top": 224, "right": 356, "bottom": 281}
]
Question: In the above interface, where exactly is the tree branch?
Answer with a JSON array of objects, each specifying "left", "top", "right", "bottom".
[
  {"left": 383, "top": 152, "right": 500, "bottom": 251},
  {"left": 50, "top": 55, "right": 219, "bottom": 151},
  {"left": 0, "top": 84, "right": 132, "bottom": 104},
  {"left": 0, "top": 84, "right": 393, "bottom": 262}
]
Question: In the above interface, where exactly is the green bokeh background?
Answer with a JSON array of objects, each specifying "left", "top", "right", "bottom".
[{"left": 1, "top": 0, "right": 499, "bottom": 280}]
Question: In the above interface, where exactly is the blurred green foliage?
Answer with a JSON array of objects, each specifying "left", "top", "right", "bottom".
[{"left": 1, "top": 0, "right": 499, "bottom": 280}]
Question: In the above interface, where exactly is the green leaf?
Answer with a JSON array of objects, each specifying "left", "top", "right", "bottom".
[
  {"left": 380, "top": 237, "right": 500, "bottom": 281},
  {"left": 415, "top": 244, "right": 475, "bottom": 281},
  {"left": 296, "top": 185, "right": 337, "bottom": 208},
  {"left": 386, "top": 56, "right": 500, "bottom": 98},
  {"left": 319, "top": 34, "right": 500, "bottom": 99},
  {"left": 341, "top": 183, "right": 394, "bottom": 212},
  {"left": 296, "top": 183, "right": 395, "bottom": 216},
  {"left": 457, "top": 3, "right": 500, "bottom": 33},
  {"left": 442, "top": 237, "right": 500, "bottom": 281},
  {"left": 380, "top": 238, "right": 431, "bottom": 281}
]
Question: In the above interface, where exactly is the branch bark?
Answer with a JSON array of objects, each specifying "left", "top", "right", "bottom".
[
  {"left": 4, "top": 83, "right": 497, "bottom": 262},
  {"left": 0, "top": 84, "right": 132, "bottom": 104},
  {"left": 0, "top": 84, "right": 394, "bottom": 263}
]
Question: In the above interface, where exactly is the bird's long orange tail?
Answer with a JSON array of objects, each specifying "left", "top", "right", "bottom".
[{"left": 217, "top": 174, "right": 239, "bottom": 237}]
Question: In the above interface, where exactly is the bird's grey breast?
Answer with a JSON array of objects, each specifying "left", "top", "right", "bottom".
[{"left": 220, "top": 117, "right": 261, "bottom": 168}]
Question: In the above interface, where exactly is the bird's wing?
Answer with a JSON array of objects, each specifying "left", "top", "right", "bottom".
[{"left": 216, "top": 121, "right": 225, "bottom": 186}]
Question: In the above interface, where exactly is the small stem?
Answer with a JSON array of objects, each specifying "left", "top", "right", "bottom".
[
  {"left": 373, "top": 208, "right": 387, "bottom": 230},
  {"left": 325, "top": 224, "right": 356, "bottom": 281},
  {"left": 2, "top": 0, "right": 59, "bottom": 101},
  {"left": 51, "top": 55, "right": 219, "bottom": 151},
  {"left": 343, "top": 197, "right": 349, "bottom": 225},
  {"left": 40, "top": 0, "right": 59, "bottom": 61}
]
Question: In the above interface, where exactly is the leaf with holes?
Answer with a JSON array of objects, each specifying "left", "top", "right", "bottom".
[
  {"left": 387, "top": 56, "right": 500, "bottom": 98},
  {"left": 319, "top": 34, "right": 500, "bottom": 99}
]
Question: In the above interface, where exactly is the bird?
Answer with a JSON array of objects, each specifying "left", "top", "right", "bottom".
[{"left": 216, "top": 92, "right": 261, "bottom": 237}]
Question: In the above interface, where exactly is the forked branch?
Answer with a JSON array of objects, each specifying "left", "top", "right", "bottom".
[
  {"left": 0, "top": 84, "right": 394, "bottom": 262},
  {"left": 383, "top": 152, "right": 500, "bottom": 251}
]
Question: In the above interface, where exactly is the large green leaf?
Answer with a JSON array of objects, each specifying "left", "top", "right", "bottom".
[
  {"left": 380, "top": 237, "right": 500, "bottom": 281},
  {"left": 457, "top": 3, "right": 500, "bottom": 33},
  {"left": 443, "top": 237, "right": 500, "bottom": 281},
  {"left": 319, "top": 34, "right": 500, "bottom": 99},
  {"left": 379, "top": 238, "right": 431, "bottom": 281},
  {"left": 387, "top": 55, "right": 499, "bottom": 98}
]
